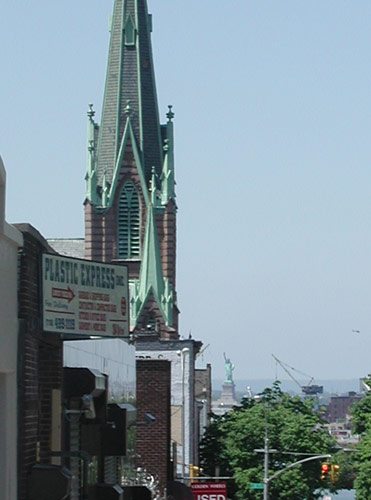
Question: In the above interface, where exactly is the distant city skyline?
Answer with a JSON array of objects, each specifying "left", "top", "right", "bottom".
[
  {"left": 212, "top": 377, "right": 362, "bottom": 396},
  {"left": 1, "top": 1, "right": 371, "bottom": 380}
]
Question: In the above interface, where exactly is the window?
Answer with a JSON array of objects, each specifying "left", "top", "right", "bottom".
[{"left": 118, "top": 181, "right": 140, "bottom": 258}]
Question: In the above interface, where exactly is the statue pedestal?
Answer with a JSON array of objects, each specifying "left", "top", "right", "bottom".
[
  {"left": 212, "top": 381, "right": 239, "bottom": 416},
  {"left": 220, "top": 382, "right": 237, "bottom": 404}
]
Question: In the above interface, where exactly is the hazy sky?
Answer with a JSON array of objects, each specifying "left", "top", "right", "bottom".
[{"left": 1, "top": 1, "right": 371, "bottom": 382}]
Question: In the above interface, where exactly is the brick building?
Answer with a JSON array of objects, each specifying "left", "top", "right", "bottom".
[
  {"left": 324, "top": 392, "right": 363, "bottom": 423},
  {"left": 136, "top": 359, "right": 171, "bottom": 490},
  {"left": 14, "top": 227, "right": 136, "bottom": 499},
  {"left": 14, "top": 223, "right": 65, "bottom": 500},
  {"left": 136, "top": 339, "right": 203, "bottom": 477}
]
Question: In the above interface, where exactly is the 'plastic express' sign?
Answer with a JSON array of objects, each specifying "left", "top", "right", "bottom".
[{"left": 42, "top": 254, "right": 129, "bottom": 337}]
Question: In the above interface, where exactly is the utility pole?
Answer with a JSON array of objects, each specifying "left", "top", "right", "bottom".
[
  {"left": 263, "top": 428, "right": 269, "bottom": 500},
  {"left": 254, "top": 394, "right": 271, "bottom": 500}
]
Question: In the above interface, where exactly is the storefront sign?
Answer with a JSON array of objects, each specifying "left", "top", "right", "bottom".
[
  {"left": 42, "top": 254, "right": 129, "bottom": 337},
  {"left": 191, "top": 483, "right": 227, "bottom": 500}
]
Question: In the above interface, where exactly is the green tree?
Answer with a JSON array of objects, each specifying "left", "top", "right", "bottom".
[
  {"left": 200, "top": 382, "right": 338, "bottom": 500},
  {"left": 351, "top": 379, "right": 371, "bottom": 435},
  {"left": 329, "top": 449, "right": 356, "bottom": 491},
  {"left": 352, "top": 434, "right": 371, "bottom": 500},
  {"left": 351, "top": 377, "right": 371, "bottom": 500}
]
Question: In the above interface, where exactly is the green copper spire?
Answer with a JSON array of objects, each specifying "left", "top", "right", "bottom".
[
  {"left": 150, "top": 165, "right": 163, "bottom": 209},
  {"left": 101, "top": 168, "right": 109, "bottom": 207},
  {"left": 84, "top": 0, "right": 178, "bottom": 334},
  {"left": 103, "top": 101, "right": 150, "bottom": 209},
  {"left": 139, "top": 202, "right": 164, "bottom": 300},
  {"left": 94, "top": 0, "right": 163, "bottom": 194},
  {"left": 85, "top": 104, "right": 99, "bottom": 205},
  {"left": 129, "top": 199, "right": 174, "bottom": 327},
  {"left": 160, "top": 105, "right": 176, "bottom": 204},
  {"left": 150, "top": 166, "right": 157, "bottom": 204}
]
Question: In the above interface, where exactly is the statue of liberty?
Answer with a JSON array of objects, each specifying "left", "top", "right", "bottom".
[{"left": 223, "top": 353, "right": 234, "bottom": 383}]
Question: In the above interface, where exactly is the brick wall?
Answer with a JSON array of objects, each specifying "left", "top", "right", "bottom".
[
  {"left": 161, "top": 200, "right": 178, "bottom": 331},
  {"left": 15, "top": 224, "right": 64, "bottom": 500},
  {"left": 84, "top": 144, "right": 179, "bottom": 337},
  {"left": 136, "top": 359, "right": 171, "bottom": 493},
  {"left": 325, "top": 394, "right": 363, "bottom": 423},
  {"left": 84, "top": 200, "right": 104, "bottom": 261},
  {"left": 85, "top": 145, "right": 147, "bottom": 266}
]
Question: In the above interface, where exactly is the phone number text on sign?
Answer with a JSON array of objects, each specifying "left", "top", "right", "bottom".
[{"left": 42, "top": 254, "right": 129, "bottom": 337}]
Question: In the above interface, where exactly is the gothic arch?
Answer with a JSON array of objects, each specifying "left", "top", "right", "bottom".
[{"left": 118, "top": 180, "right": 140, "bottom": 258}]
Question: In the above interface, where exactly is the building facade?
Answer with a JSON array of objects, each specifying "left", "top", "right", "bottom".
[
  {"left": 136, "top": 339, "right": 202, "bottom": 477},
  {"left": 14, "top": 223, "right": 66, "bottom": 500},
  {"left": 194, "top": 364, "right": 212, "bottom": 458},
  {"left": 84, "top": 0, "right": 179, "bottom": 341},
  {"left": 136, "top": 359, "right": 171, "bottom": 490},
  {"left": 80, "top": 0, "right": 208, "bottom": 483},
  {"left": 0, "top": 157, "right": 23, "bottom": 500},
  {"left": 47, "top": 0, "right": 208, "bottom": 489},
  {"left": 325, "top": 392, "right": 363, "bottom": 423}
]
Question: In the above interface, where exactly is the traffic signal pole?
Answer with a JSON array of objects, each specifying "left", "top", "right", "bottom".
[
  {"left": 254, "top": 394, "right": 331, "bottom": 499},
  {"left": 263, "top": 453, "right": 332, "bottom": 500}
]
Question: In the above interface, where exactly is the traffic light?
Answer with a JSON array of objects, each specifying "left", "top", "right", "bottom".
[
  {"left": 321, "top": 463, "right": 329, "bottom": 480},
  {"left": 190, "top": 465, "right": 199, "bottom": 481},
  {"left": 331, "top": 464, "right": 340, "bottom": 482}
]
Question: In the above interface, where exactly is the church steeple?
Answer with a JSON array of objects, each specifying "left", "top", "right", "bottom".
[
  {"left": 84, "top": 0, "right": 179, "bottom": 338},
  {"left": 95, "top": 0, "right": 162, "bottom": 192}
]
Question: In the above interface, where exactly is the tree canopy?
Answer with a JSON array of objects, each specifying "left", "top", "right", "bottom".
[
  {"left": 351, "top": 377, "right": 371, "bottom": 500},
  {"left": 200, "top": 382, "right": 339, "bottom": 500}
]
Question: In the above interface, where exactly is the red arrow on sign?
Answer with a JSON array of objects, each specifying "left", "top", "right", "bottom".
[{"left": 52, "top": 286, "right": 75, "bottom": 303}]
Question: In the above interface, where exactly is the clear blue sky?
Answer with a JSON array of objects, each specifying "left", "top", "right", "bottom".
[{"left": 1, "top": 1, "right": 371, "bottom": 381}]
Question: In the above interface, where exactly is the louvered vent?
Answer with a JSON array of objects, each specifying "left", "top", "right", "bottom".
[{"left": 118, "top": 181, "right": 140, "bottom": 258}]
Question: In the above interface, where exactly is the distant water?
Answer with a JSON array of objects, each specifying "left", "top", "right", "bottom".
[{"left": 213, "top": 379, "right": 361, "bottom": 395}]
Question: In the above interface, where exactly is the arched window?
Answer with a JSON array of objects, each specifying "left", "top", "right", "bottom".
[{"left": 118, "top": 181, "right": 140, "bottom": 258}]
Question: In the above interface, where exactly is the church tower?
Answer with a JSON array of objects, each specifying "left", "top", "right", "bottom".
[{"left": 84, "top": 0, "right": 178, "bottom": 339}]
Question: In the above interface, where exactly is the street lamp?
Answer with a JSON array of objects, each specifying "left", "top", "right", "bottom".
[{"left": 178, "top": 347, "right": 190, "bottom": 481}]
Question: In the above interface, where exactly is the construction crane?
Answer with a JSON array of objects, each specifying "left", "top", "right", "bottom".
[
  {"left": 196, "top": 343, "right": 210, "bottom": 360},
  {"left": 272, "top": 354, "right": 323, "bottom": 395}
]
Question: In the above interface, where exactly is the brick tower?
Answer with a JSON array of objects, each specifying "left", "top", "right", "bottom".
[{"left": 84, "top": 0, "right": 179, "bottom": 340}]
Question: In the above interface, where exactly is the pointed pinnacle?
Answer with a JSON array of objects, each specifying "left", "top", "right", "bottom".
[
  {"left": 125, "top": 100, "right": 132, "bottom": 116},
  {"left": 150, "top": 166, "right": 157, "bottom": 203},
  {"left": 151, "top": 166, "right": 157, "bottom": 184},
  {"left": 166, "top": 105, "right": 174, "bottom": 122},
  {"left": 87, "top": 103, "right": 95, "bottom": 120}
]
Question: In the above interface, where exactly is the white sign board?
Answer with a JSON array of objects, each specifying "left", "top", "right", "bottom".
[{"left": 42, "top": 254, "right": 129, "bottom": 337}]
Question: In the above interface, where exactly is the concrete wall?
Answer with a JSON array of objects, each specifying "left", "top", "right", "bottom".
[{"left": 0, "top": 157, "right": 23, "bottom": 500}]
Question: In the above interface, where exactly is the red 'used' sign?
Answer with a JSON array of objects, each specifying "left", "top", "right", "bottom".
[{"left": 191, "top": 483, "right": 227, "bottom": 500}]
